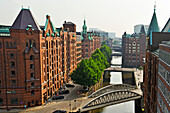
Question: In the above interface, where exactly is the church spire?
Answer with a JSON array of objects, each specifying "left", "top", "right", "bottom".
[
  {"left": 82, "top": 19, "right": 87, "bottom": 35},
  {"left": 147, "top": 3, "right": 160, "bottom": 36},
  {"left": 154, "top": 2, "right": 156, "bottom": 13}
]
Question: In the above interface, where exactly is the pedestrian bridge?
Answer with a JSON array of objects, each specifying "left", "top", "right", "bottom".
[
  {"left": 78, "top": 84, "right": 142, "bottom": 112},
  {"left": 105, "top": 67, "right": 136, "bottom": 72}
]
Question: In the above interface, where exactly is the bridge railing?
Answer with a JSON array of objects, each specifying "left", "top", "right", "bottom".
[
  {"left": 88, "top": 84, "right": 136, "bottom": 98},
  {"left": 82, "top": 90, "right": 141, "bottom": 110}
]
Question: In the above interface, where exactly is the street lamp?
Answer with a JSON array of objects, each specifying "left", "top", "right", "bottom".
[{"left": 74, "top": 100, "right": 76, "bottom": 109}]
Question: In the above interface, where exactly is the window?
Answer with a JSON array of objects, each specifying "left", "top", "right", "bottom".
[
  {"left": 31, "top": 90, "right": 35, "bottom": 95},
  {"left": 11, "top": 98, "right": 18, "bottom": 104},
  {"left": 10, "top": 42, "right": 12, "bottom": 47},
  {"left": 32, "top": 100, "right": 34, "bottom": 104},
  {"left": 10, "top": 53, "right": 14, "bottom": 59},
  {"left": 85, "top": 49, "right": 88, "bottom": 52},
  {"left": 33, "top": 42, "right": 36, "bottom": 48},
  {"left": 30, "top": 73, "right": 34, "bottom": 78},
  {"left": 85, "top": 54, "right": 88, "bottom": 57},
  {"left": 0, "top": 98, "right": 3, "bottom": 104},
  {"left": 14, "top": 42, "right": 16, "bottom": 47},
  {"left": 30, "top": 64, "right": 34, "bottom": 70},
  {"left": 11, "top": 80, "right": 16, "bottom": 86},
  {"left": 31, "top": 82, "right": 34, "bottom": 87},
  {"left": 11, "top": 71, "right": 15, "bottom": 76},
  {"left": 6, "top": 42, "right": 8, "bottom": 47},
  {"left": 30, "top": 55, "right": 34, "bottom": 61},
  {"left": 11, "top": 61, "right": 15, "bottom": 67},
  {"left": 26, "top": 42, "right": 28, "bottom": 47}
]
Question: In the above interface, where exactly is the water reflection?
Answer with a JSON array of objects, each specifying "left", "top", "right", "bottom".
[{"left": 90, "top": 50, "right": 134, "bottom": 113}]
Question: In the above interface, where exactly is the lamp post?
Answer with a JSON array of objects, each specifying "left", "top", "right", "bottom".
[
  {"left": 69, "top": 100, "right": 71, "bottom": 112},
  {"left": 74, "top": 100, "right": 76, "bottom": 109}
]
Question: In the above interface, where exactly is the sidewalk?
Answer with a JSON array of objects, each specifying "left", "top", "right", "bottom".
[{"left": 0, "top": 83, "right": 85, "bottom": 113}]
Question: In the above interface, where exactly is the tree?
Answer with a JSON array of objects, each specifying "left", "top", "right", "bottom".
[
  {"left": 92, "top": 49, "right": 110, "bottom": 68},
  {"left": 101, "top": 41, "right": 107, "bottom": 46},
  {"left": 100, "top": 45, "right": 112, "bottom": 60},
  {"left": 87, "top": 57, "right": 102, "bottom": 82},
  {"left": 70, "top": 59, "right": 98, "bottom": 87}
]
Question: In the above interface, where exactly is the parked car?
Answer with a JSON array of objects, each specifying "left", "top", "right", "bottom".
[
  {"left": 52, "top": 95, "right": 64, "bottom": 100},
  {"left": 59, "top": 89, "right": 70, "bottom": 94},
  {"left": 53, "top": 110, "right": 67, "bottom": 113},
  {"left": 66, "top": 84, "right": 75, "bottom": 87}
]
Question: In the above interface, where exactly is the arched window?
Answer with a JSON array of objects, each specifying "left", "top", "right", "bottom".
[{"left": 30, "top": 55, "right": 34, "bottom": 61}]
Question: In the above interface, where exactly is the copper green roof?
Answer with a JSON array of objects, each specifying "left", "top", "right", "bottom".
[
  {"left": 147, "top": 8, "right": 160, "bottom": 36},
  {"left": 44, "top": 15, "right": 56, "bottom": 33},
  {"left": 0, "top": 26, "right": 10, "bottom": 36},
  {"left": 82, "top": 19, "right": 87, "bottom": 35}
]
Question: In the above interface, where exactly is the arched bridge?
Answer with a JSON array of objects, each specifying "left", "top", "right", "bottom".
[{"left": 78, "top": 84, "right": 142, "bottom": 112}]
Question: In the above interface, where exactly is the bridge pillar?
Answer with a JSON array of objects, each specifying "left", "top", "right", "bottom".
[{"left": 135, "top": 98, "right": 142, "bottom": 113}]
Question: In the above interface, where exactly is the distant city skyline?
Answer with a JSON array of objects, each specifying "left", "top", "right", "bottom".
[{"left": 0, "top": 0, "right": 169, "bottom": 37}]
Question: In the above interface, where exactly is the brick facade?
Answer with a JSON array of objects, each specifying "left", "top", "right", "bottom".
[{"left": 0, "top": 9, "right": 79, "bottom": 109}]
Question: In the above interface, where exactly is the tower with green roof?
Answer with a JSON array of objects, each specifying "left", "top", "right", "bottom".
[
  {"left": 147, "top": 4, "right": 160, "bottom": 37},
  {"left": 82, "top": 19, "right": 87, "bottom": 35}
]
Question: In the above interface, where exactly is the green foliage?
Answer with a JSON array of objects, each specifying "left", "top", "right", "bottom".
[
  {"left": 139, "top": 66, "right": 143, "bottom": 70},
  {"left": 92, "top": 49, "right": 110, "bottom": 68},
  {"left": 70, "top": 45, "right": 112, "bottom": 87},
  {"left": 70, "top": 59, "right": 97, "bottom": 87},
  {"left": 100, "top": 45, "right": 112, "bottom": 60},
  {"left": 101, "top": 41, "right": 107, "bottom": 46}
]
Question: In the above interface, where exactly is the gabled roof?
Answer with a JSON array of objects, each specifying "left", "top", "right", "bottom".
[
  {"left": 11, "top": 8, "right": 41, "bottom": 30},
  {"left": 147, "top": 8, "right": 160, "bottom": 36},
  {"left": 162, "top": 18, "right": 170, "bottom": 32},
  {"left": 44, "top": 15, "right": 56, "bottom": 33}
]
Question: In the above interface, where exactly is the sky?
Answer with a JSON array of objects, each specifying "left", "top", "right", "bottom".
[{"left": 0, "top": 0, "right": 170, "bottom": 37}]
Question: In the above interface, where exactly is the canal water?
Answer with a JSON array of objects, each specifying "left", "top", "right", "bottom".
[{"left": 90, "top": 50, "right": 135, "bottom": 113}]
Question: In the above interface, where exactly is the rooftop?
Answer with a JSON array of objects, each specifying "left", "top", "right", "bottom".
[
  {"left": 11, "top": 8, "right": 41, "bottom": 30},
  {"left": 161, "top": 18, "right": 170, "bottom": 32}
]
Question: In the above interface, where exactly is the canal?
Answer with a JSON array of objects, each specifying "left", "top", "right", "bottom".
[{"left": 90, "top": 50, "right": 135, "bottom": 113}]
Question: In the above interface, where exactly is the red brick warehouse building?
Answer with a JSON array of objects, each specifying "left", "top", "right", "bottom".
[
  {"left": 80, "top": 19, "right": 101, "bottom": 59},
  {"left": 0, "top": 8, "right": 80, "bottom": 109}
]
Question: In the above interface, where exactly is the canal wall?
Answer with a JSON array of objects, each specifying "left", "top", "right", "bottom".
[{"left": 85, "top": 74, "right": 103, "bottom": 96}]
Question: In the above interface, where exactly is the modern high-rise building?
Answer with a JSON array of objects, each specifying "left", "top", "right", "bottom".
[
  {"left": 0, "top": 8, "right": 80, "bottom": 109},
  {"left": 122, "top": 25, "right": 146, "bottom": 68},
  {"left": 134, "top": 24, "right": 149, "bottom": 34}
]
